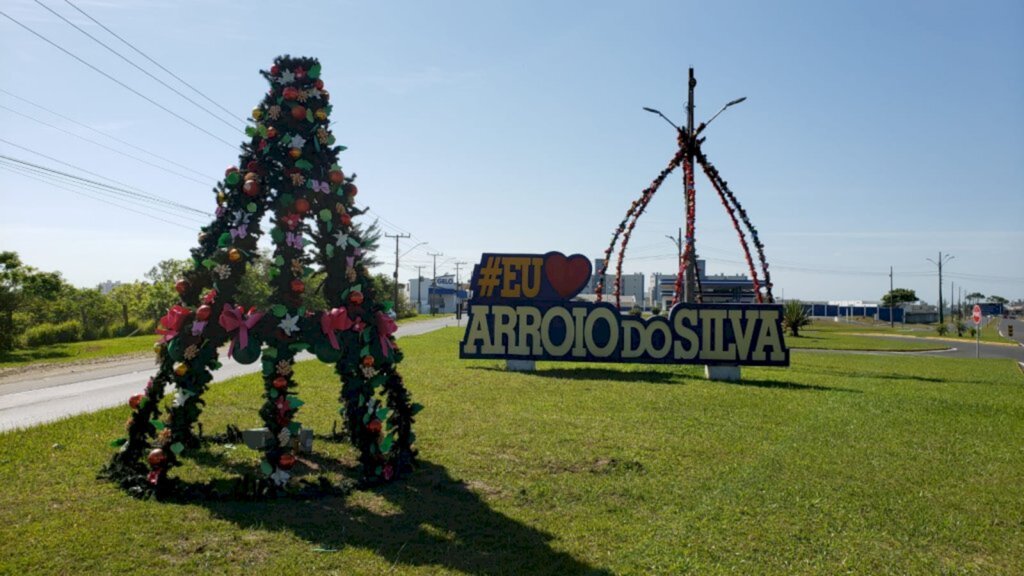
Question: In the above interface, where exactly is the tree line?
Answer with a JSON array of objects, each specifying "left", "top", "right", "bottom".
[{"left": 0, "top": 250, "right": 412, "bottom": 352}]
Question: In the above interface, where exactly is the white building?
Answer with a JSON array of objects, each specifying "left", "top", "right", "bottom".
[{"left": 407, "top": 275, "right": 467, "bottom": 314}]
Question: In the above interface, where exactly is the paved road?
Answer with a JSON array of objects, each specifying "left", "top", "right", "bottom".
[
  {"left": 0, "top": 315, "right": 462, "bottom": 432},
  {"left": 999, "top": 317, "right": 1024, "bottom": 347},
  {"left": 863, "top": 335, "right": 1024, "bottom": 361}
]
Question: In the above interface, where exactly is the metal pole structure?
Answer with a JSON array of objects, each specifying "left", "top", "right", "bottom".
[
  {"left": 453, "top": 261, "right": 467, "bottom": 326},
  {"left": 927, "top": 252, "right": 954, "bottom": 325},
  {"left": 684, "top": 67, "right": 698, "bottom": 303},
  {"left": 385, "top": 233, "right": 411, "bottom": 313},
  {"left": 414, "top": 265, "right": 425, "bottom": 314},
  {"left": 427, "top": 252, "right": 443, "bottom": 315},
  {"left": 889, "top": 266, "right": 894, "bottom": 328}
]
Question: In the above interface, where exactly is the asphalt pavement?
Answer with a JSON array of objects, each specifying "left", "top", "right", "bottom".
[{"left": 0, "top": 315, "right": 463, "bottom": 432}]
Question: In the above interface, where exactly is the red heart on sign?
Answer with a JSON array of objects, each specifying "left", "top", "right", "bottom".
[{"left": 544, "top": 253, "right": 591, "bottom": 299}]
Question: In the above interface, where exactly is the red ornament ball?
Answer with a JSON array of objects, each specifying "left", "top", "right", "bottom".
[
  {"left": 174, "top": 279, "right": 189, "bottom": 295},
  {"left": 270, "top": 64, "right": 280, "bottom": 75},
  {"left": 344, "top": 183, "right": 358, "bottom": 197},
  {"left": 295, "top": 67, "right": 306, "bottom": 80},
  {"left": 272, "top": 376, "right": 289, "bottom": 390},
  {"left": 246, "top": 160, "right": 260, "bottom": 172},
  {"left": 129, "top": 393, "right": 144, "bottom": 410},
  {"left": 366, "top": 419, "right": 382, "bottom": 435},
  {"left": 278, "top": 453, "right": 296, "bottom": 470},
  {"left": 283, "top": 87, "right": 300, "bottom": 101},
  {"left": 340, "top": 213, "right": 352, "bottom": 227},
  {"left": 349, "top": 291, "right": 364, "bottom": 306},
  {"left": 225, "top": 166, "right": 238, "bottom": 176},
  {"left": 290, "top": 279, "right": 305, "bottom": 294},
  {"left": 361, "top": 355, "right": 375, "bottom": 367},
  {"left": 314, "top": 79, "right": 324, "bottom": 90},
  {"left": 294, "top": 198, "right": 310, "bottom": 213},
  {"left": 266, "top": 126, "right": 278, "bottom": 139},
  {"left": 196, "top": 305, "right": 212, "bottom": 322},
  {"left": 147, "top": 448, "right": 167, "bottom": 468},
  {"left": 243, "top": 179, "right": 261, "bottom": 197},
  {"left": 291, "top": 105, "right": 306, "bottom": 120},
  {"left": 329, "top": 170, "right": 345, "bottom": 184}
]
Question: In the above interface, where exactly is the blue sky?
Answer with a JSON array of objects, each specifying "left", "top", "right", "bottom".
[{"left": 1, "top": 0, "right": 1021, "bottom": 304}]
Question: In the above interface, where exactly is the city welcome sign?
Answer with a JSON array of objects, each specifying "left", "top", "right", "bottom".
[{"left": 459, "top": 252, "right": 790, "bottom": 366}]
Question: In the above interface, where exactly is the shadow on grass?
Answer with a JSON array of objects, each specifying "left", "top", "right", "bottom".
[
  {"left": 806, "top": 367, "right": 948, "bottom": 384},
  {"left": 723, "top": 377, "right": 861, "bottom": 393},
  {"left": 0, "top": 347, "right": 74, "bottom": 365},
  {"left": 195, "top": 459, "right": 610, "bottom": 575},
  {"left": 469, "top": 365, "right": 685, "bottom": 385}
]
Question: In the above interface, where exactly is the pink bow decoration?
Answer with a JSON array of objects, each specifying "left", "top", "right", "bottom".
[
  {"left": 157, "top": 305, "right": 191, "bottom": 343},
  {"left": 230, "top": 225, "right": 247, "bottom": 240},
  {"left": 218, "top": 304, "right": 264, "bottom": 357},
  {"left": 286, "top": 231, "right": 303, "bottom": 249},
  {"left": 320, "top": 308, "right": 354, "bottom": 350},
  {"left": 310, "top": 179, "right": 329, "bottom": 194},
  {"left": 375, "top": 311, "right": 398, "bottom": 356}
]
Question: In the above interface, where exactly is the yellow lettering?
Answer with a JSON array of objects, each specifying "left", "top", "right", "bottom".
[
  {"left": 463, "top": 305, "right": 492, "bottom": 354},
  {"left": 584, "top": 306, "right": 619, "bottom": 358},
  {"left": 621, "top": 319, "right": 645, "bottom": 359},
  {"left": 672, "top": 307, "right": 699, "bottom": 360},
  {"left": 512, "top": 306, "right": 542, "bottom": 355},
  {"left": 729, "top": 309, "right": 759, "bottom": 363},
  {"left": 752, "top": 309, "right": 786, "bottom": 362},
  {"left": 540, "top": 306, "right": 574, "bottom": 356},
  {"left": 647, "top": 320, "right": 672, "bottom": 359},
  {"left": 521, "top": 257, "right": 543, "bottom": 298},
  {"left": 485, "top": 305, "right": 516, "bottom": 355},
  {"left": 501, "top": 260, "right": 521, "bottom": 298},
  {"left": 700, "top": 309, "right": 736, "bottom": 361}
]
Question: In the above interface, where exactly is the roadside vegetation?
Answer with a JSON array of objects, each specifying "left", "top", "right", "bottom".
[{"left": 1, "top": 328, "right": 1020, "bottom": 574}]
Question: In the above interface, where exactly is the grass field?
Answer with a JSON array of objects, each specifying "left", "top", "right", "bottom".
[
  {"left": 0, "top": 334, "right": 156, "bottom": 369},
  {"left": 1, "top": 328, "right": 1022, "bottom": 575}
]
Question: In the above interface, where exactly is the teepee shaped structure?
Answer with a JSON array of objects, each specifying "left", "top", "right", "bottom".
[
  {"left": 595, "top": 70, "right": 773, "bottom": 308},
  {"left": 106, "top": 56, "right": 419, "bottom": 496}
]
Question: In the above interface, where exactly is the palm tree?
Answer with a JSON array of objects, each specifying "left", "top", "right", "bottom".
[{"left": 783, "top": 300, "right": 811, "bottom": 337}]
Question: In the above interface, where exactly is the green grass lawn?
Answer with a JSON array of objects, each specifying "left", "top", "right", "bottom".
[
  {"left": 786, "top": 329, "right": 946, "bottom": 351},
  {"left": 1, "top": 328, "right": 1022, "bottom": 575},
  {"left": 0, "top": 334, "right": 157, "bottom": 369}
]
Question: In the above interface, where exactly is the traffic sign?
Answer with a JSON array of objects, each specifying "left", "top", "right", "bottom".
[{"left": 972, "top": 305, "right": 982, "bottom": 326}]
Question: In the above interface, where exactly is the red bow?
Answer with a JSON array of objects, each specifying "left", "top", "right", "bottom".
[
  {"left": 218, "top": 304, "right": 264, "bottom": 357},
  {"left": 321, "top": 308, "right": 354, "bottom": 350},
  {"left": 375, "top": 311, "right": 398, "bottom": 356},
  {"left": 156, "top": 305, "right": 191, "bottom": 343}
]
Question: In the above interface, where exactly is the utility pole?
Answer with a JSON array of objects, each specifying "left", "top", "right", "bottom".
[
  {"left": 683, "top": 67, "right": 698, "bottom": 304},
  {"left": 427, "top": 251, "right": 443, "bottom": 315},
  {"left": 453, "top": 261, "right": 468, "bottom": 325},
  {"left": 927, "top": 252, "right": 954, "bottom": 325},
  {"left": 889, "top": 266, "right": 894, "bottom": 328},
  {"left": 414, "top": 265, "right": 426, "bottom": 314},
  {"left": 385, "top": 232, "right": 410, "bottom": 313},
  {"left": 665, "top": 227, "right": 682, "bottom": 300}
]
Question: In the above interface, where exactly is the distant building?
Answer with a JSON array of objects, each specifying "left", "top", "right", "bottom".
[
  {"left": 408, "top": 275, "right": 467, "bottom": 314},
  {"left": 97, "top": 280, "right": 121, "bottom": 295},
  {"left": 581, "top": 259, "right": 645, "bottom": 310},
  {"left": 650, "top": 260, "right": 755, "bottom": 309}
]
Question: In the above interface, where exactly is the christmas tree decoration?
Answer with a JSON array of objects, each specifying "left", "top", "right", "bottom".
[{"left": 103, "top": 56, "right": 419, "bottom": 499}]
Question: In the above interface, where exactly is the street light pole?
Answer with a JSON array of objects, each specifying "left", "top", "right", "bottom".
[
  {"left": 414, "top": 265, "right": 425, "bottom": 314},
  {"left": 427, "top": 252, "right": 443, "bottom": 315},
  {"left": 889, "top": 266, "right": 894, "bottom": 328},
  {"left": 926, "top": 252, "right": 954, "bottom": 325}
]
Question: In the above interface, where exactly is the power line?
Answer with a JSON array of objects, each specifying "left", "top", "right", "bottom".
[
  {"left": 0, "top": 8, "right": 238, "bottom": 149},
  {"left": 0, "top": 88, "right": 210, "bottom": 180},
  {"left": 35, "top": 0, "right": 242, "bottom": 131},
  {"left": 0, "top": 137, "right": 212, "bottom": 218},
  {"left": 0, "top": 102, "right": 210, "bottom": 185},
  {"left": 0, "top": 163, "right": 198, "bottom": 230},
  {"left": 0, "top": 159, "right": 208, "bottom": 224},
  {"left": 63, "top": 0, "right": 245, "bottom": 124},
  {"left": 0, "top": 154, "right": 211, "bottom": 217}
]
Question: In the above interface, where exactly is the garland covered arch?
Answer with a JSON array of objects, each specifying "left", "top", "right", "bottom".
[
  {"left": 595, "top": 75, "right": 774, "bottom": 309},
  {"left": 104, "top": 56, "right": 419, "bottom": 497}
]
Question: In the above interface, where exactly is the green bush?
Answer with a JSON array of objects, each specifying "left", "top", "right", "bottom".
[
  {"left": 629, "top": 306, "right": 643, "bottom": 317},
  {"left": 651, "top": 306, "right": 662, "bottom": 316},
  {"left": 23, "top": 320, "right": 84, "bottom": 347},
  {"left": 936, "top": 324, "right": 949, "bottom": 336}
]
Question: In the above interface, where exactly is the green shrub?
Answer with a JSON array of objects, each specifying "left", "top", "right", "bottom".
[
  {"left": 629, "top": 306, "right": 643, "bottom": 317},
  {"left": 968, "top": 327, "right": 977, "bottom": 338},
  {"left": 651, "top": 306, "right": 662, "bottom": 316},
  {"left": 23, "top": 320, "right": 84, "bottom": 347},
  {"left": 936, "top": 324, "right": 949, "bottom": 336},
  {"left": 783, "top": 300, "right": 812, "bottom": 337}
]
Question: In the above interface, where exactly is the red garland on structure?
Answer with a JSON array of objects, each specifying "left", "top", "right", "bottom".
[{"left": 596, "top": 141, "right": 687, "bottom": 307}]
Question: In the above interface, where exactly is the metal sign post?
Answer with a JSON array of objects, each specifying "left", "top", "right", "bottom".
[{"left": 973, "top": 304, "right": 982, "bottom": 358}]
